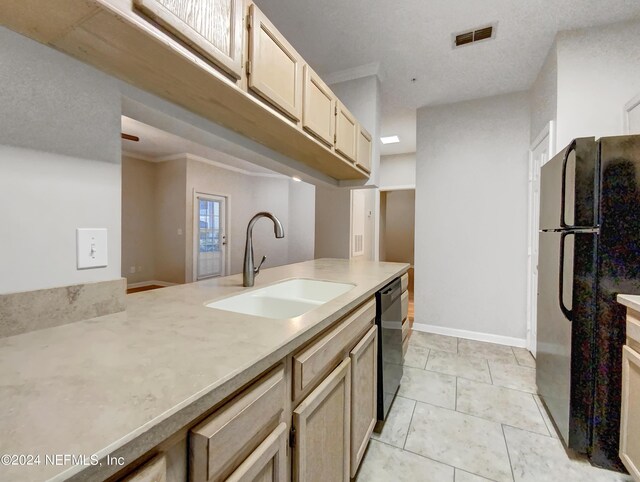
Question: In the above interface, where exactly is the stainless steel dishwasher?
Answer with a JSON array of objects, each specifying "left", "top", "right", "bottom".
[{"left": 376, "top": 277, "right": 403, "bottom": 421}]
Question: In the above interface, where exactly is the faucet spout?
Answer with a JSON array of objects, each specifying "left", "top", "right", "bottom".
[{"left": 243, "top": 212, "right": 285, "bottom": 287}]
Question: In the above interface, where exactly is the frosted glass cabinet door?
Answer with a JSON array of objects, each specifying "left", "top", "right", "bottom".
[{"left": 134, "top": 0, "right": 244, "bottom": 79}]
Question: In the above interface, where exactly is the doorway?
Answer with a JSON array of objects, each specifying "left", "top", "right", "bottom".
[
  {"left": 379, "top": 188, "right": 415, "bottom": 323},
  {"left": 194, "top": 194, "right": 228, "bottom": 280},
  {"left": 527, "top": 121, "right": 555, "bottom": 356}
]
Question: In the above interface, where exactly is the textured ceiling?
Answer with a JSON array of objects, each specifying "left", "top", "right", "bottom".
[
  {"left": 121, "top": 117, "right": 279, "bottom": 174},
  {"left": 255, "top": 0, "right": 640, "bottom": 154}
]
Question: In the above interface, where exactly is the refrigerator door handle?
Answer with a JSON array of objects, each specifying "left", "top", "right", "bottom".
[
  {"left": 558, "top": 231, "right": 574, "bottom": 321},
  {"left": 560, "top": 139, "right": 577, "bottom": 229}
]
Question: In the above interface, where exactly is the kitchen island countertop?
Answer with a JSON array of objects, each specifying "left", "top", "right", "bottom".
[{"left": 0, "top": 258, "right": 409, "bottom": 481}]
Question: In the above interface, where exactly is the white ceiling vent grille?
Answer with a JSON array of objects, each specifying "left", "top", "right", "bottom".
[{"left": 453, "top": 24, "right": 496, "bottom": 48}]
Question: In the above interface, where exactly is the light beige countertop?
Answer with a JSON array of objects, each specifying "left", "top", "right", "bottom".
[
  {"left": 617, "top": 294, "right": 640, "bottom": 313},
  {"left": 0, "top": 259, "right": 408, "bottom": 482}
]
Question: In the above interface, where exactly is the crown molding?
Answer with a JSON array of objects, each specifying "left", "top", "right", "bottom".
[
  {"left": 324, "top": 62, "right": 386, "bottom": 85},
  {"left": 156, "top": 153, "right": 288, "bottom": 179}
]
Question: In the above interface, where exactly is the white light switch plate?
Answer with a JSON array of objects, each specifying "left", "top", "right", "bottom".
[{"left": 77, "top": 228, "right": 108, "bottom": 269}]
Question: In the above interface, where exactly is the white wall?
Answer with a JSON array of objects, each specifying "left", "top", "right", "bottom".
[
  {"left": 121, "top": 156, "right": 157, "bottom": 284},
  {"left": 379, "top": 154, "right": 416, "bottom": 189},
  {"left": 314, "top": 186, "right": 352, "bottom": 259},
  {"left": 0, "top": 28, "right": 121, "bottom": 294},
  {"left": 415, "top": 92, "right": 530, "bottom": 343},
  {"left": 330, "top": 75, "right": 382, "bottom": 187},
  {"left": 288, "top": 180, "right": 316, "bottom": 263},
  {"left": 556, "top": 19, "right": 640, "bottom": 148},
  {"left": 184, "top": 156, "right": 315, "bottom": 279},
  {"left": 382, "top": 190, "right": 415, "bottom": 265},
  {"left": 529, "top": 45, "right": 558, "bottom": 145}
]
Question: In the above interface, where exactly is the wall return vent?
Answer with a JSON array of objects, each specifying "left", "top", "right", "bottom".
[{"left": 453, "top": 24, "right": 496, "bottom": 48}]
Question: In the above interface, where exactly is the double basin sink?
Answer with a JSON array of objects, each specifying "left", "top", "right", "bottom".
[{"left": 206, "top": 278, "right": 355, "bottom": 319}]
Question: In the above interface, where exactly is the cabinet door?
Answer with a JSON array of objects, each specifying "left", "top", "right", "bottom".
[
  {"left": 356, "top": 126, "right": 372, "bottom": 173},
  {"left": 349, "top": 326, "right": 377, "bottom": 477},
  {"left": 302, "top": 65, "right": 335, "bottom": 146},
  {"left": 121, "top": 455, "right": 166, "bottom": 482},
  {"left": 335, "top": 102, "right": 357, "bottom": 162},
  {"left": 226, "top": 422, "right": 288, "bottom": 482},
  {"left": 248, "top": 4, "right": 303, "bottom": 121},
  {"left": 620, "top": 345, "right": 640, "bottom": 480},
  {"left": 293, "top": 358, "right": 351, "bottom": 482},
  {"left": 134, "top": 0, "right": 244, "bottom": 79}
]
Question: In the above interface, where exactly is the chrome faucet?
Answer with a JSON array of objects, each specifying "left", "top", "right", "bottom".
[{"left": 243, "top": 212, "right": 285, "bottom": 287}]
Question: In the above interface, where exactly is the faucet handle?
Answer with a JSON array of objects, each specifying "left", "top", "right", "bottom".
[{"left": 254, "top": 255, "right": 267, "bottom": 274}]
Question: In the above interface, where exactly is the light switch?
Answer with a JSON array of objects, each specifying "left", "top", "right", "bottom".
[{"left": 77, "top": 228, "right": 108, "bottom": 269}]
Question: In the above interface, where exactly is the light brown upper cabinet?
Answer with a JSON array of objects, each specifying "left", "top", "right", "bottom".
[
  {"left": 133, "top": 0, "right": 244, "bottom": 79},
  {"left": 335, "top": 102, "right": 358, "bottom": 162},
  {"left": 356, "top": 126, "right": 372, "bottom": 173},
  {"left": 302, "top": 65, "right": 335, "bottom": 147},
  {"left": 248, "top": 4, "right": 304, "bottom": 121}
]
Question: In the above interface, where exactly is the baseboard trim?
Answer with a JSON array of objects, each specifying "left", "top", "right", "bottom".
[
  {"left": 412, "top": 323, "right": 527, "bottom": 348},
  {"left": 126, "top": 280, "right": 178, "bottom": 289}
]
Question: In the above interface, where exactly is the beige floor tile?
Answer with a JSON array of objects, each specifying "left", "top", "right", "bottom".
[
  {"left": 456, "top": 378, "right": 548, "bottom": 435},
  {"left": 356, "top": 439, "right": 454, "bottom": 482},
  {"left": 455, "top": 469, "right": 497, "bottom": 481},
  {"left": 503, "top": 426, "right": 632, "bottom": 482},
  {"left": 426, "top": 350, "right": 492, "bottom": 383},
  {"left": 533, "top": 395, "right": 559, "bottom": 439},
  {"left": 371, "top": 396, "right": 415, "bottom": 448},
  {"left": 489, "top": 361, "right": 537, "bottom": 393},
  {"left": 398, "top": 366, "right": 456, "bottom": 409},
  {"left": 405, "top": 402, "right": 514, "bottom": 482},
  {"left": 512, "top": 347, "right": 536, "bottom": 368},
  {"left": 410, "top": 331, "right": 458, "bottom": 353},
  {"left": 458, "top": 338, "right": 518, "bottom": 364},
  {"left": 404, "top": 343, "right": 430, "bottom": 369}
]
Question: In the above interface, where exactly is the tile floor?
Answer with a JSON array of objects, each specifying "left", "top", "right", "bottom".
[{"left": 356, "top": 332, "right": 632, "bottom": 482}]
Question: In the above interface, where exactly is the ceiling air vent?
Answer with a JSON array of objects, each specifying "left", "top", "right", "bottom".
[{"left": 453, "top": 24, "right": 496, "bottom": 48}]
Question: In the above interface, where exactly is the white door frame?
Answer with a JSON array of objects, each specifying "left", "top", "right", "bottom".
[
  {"left": 527, "top": 121, "right": 555, "bottom": 355},
  {"left": 192, "top": 191, "right": 230, "bottom": 280},
  {"left": 623, "top": 92, "right": 640, "bottom": 134}
]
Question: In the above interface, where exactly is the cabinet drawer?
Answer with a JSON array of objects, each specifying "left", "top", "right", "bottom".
[
  {"left": 402, "top": 318, "right": 410, "bottom": 342},
  {"left": 190, "top": 366, "right": 285, "bottom": 481},
  {"left": 401, "top": 273, "right": 409, "bottom": 293},
  {"left": 120, "top": 455, "right": 166, "bottom": 482},
  {"left": 621, "top": 345, "right": 640, "bottom": 480},
  {"left": 293, "top": 299, "right": 375, "bottom": 399},
  {"left": 401, "top": 290, "right": 409, "bottom": 323},
  {"left": 628, "top": 309, "right": 640, "bottom": 346}
]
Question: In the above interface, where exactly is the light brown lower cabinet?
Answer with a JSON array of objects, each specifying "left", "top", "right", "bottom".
[
  {"left": 189, "top": 366, "right": 285, "bottom": 481},
  {"left": 349, "top": 325, "right": 377, "bottom": 477},
  {"left": 226, "top": 422, "right": 288, "bottom": 482},
  {"left": 120, "top": 455, "right": 166, "bottom": 482},
  {"left": 620, "top": 344, "right": 640, "bottom": 480},
  {"left": 292, "top": 358, "right": 351, "bottom": 482}
]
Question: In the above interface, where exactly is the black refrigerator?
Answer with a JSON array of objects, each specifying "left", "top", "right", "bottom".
[{"left": 537, "top": 134, "right": 640, "bottom": 471}]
